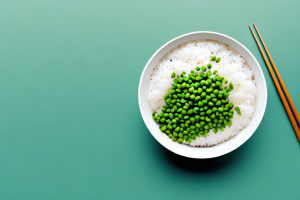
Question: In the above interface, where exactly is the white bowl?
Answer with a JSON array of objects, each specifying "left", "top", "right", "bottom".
[{"left": 138, "top": 31, "right": 267, "bottom": 159}]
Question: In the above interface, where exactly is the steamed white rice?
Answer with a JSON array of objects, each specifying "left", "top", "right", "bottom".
[{"left": 148, "top": 39, "right": 257, "bottom": 147}]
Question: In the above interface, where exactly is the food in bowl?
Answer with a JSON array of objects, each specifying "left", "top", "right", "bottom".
[{"left": 148, "top": 39, "right": 257, "bottom": 147}]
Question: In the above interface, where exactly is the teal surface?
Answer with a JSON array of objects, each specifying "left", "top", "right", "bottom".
[{"left": 1, "top": 0, "right": 300, "bottom": 199}]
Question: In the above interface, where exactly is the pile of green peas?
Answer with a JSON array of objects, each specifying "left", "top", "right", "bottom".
[{"left": 152, "top": 58, "right": 241, "bottom": 144}]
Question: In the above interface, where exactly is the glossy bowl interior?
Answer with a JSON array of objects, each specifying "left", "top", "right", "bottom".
[{"left": 138, "top": 32, "right": 267, "bottom": 159}]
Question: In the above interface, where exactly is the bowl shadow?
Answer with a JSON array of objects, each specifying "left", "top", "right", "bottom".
[{"left": 153, "top": 136, "right": 246, "bottom": 173}]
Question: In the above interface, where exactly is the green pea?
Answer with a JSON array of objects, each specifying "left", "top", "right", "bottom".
[
  {"left": 204, "top": 106, "right": 208, "bottom": 110},
  {"left": 172, "top": 137, "right": 177, "bottom": 141},
  {"left": 218, "top": 107, "right": 223, "bottom": 112},
  {"left": 218, "top": 93, "right": 223, "bottom": 98},
  {"left": 202, "top": 86, "right": 207, "bottom": 90},
  {"left": 206, "top": 109, "right": 212, "bottom": 115},
  {"left": 221, "top": 99, "right": 228, "bottom": 104},
  {"left": 183, "top": 106, "right": 188, "bottom": 110},
  {"left": 224, "top": 86, "right": 230, "bottom": 92},
  {"left": 200, "top": 112, "right": 205, "bottom": 116},
  {"left": 207, "top": 63, "right": 212, "bottom": 69},
  {"left": 161, "top": 126, "right": 167, "bottom": 132},
  {"left": 177, "top": 108, "right": 183, "bottom": 113},
  {"left": 188, "top": 79, "right": 192, "bottom": 84},
  {"left": 210, "top": 114, "right": 216, "bottom": 119},
  {"left": 201, "top": 65, "right": 207, "bottom": 71},
  {"left": 187, "top": 109, "right": 193, "bottom": 115},
  {"left": 184, "top": 115, "right": 189, "bottom": 119},
  {"left": 206, "top": 88, "right": 213, "bottom": 93},
  {"left": 185, "top": 93, "right": 190, "bottom": 98},
  {"left": 198, "top": 101, "right": 203, "bottom": 107},
  {"left": 201, "top": 92, "right": 206, "bottom": 97},
  {"left": 196, "top": 76, "right": 202, "bottom": 81},
  {"left": 216, "top": 81, "right": 222, "bottom": 86},
  {"left": 206, "top": 70, "right": 212, "bottom": 78},
  {"left": 216, "top": 101, "right": 221, "bottom": 106},
  {"left": 213, "top": 70, "right": 218, "bottom": 75},
  {"left": 205, "top": 96, "right": 211, "bottom": 101},
  {"left": 229, "top": 102, "right": 234, "bottom": 108},
  {"left": 213, "top": 128, "right": 218, "bottom": 133},
  {"left": 211, "top": 56, "right": 216, "bottom": 61},
  {"left": 190, "top": 126, "right": 196, "bottom": 130},
  {"left": 208, "top": 102, "right": 214, "bottom": 106},
  {"left": 190, "top": 94, "right": 195, "bottom": 99},
  {"left": 181, "top": 110, "right": 187, "bottom": 114},
  {"left": 195, "top": 67, "right": 200, "bottom": 71},
  {"left": 167, "top": 124, "right": 173, "bottom": 129},
  {"left": 172, "top": 119, "right": 177, "bottom": 123},
  {"left": 204, "top": 125, "right": 209, "bottom": 130},
  {"left": 200, "top": 121, "right": 205, "bottom": 126},
  {"left": 190, "top": 117, "right": 195, "bottom": 122},
  {"left": 168, "top": 134, "right": 172, "bottom": 138},
  {"left": 224, "top": 107, "right": 229, "bottom": 111},
  {"left": 171, "top": 72, "right": 176, "bottom": 78},
  {"left": 198, "top": 88, "right": 203, "bottom": 93},
  {"left": 213, "top": 89, "right": 219, "bottom": 94},
  {"left": 195, "top": 96, "right": 201, "bottom": 101},
  {"left": 173, "top": 132, "right": 178, "bottom": 137},
  {"left": 223, "top": 112, "right": 228, "bottom": 115},
  {"left": 212, "top": 107, "right": 218, "bottom": 112},
  {"left": 200, "top": 116, "right": 205, "bottom": 120},
  {"left": 229, "top": 82, "right": 234, "bottom": 90},
  {"left": 216, "top": 57, "right": 221, "bottom": 63},
  {"left": 212, "top": 98, "right": 217, "bottom": 102},
  {"left": 195, "top": 115, "right": 200, "bottom": 120},
  {"left": 193, "top": 107, "right": 199, "bottom": 113},
  {"left": 188, "top": 87, "right": 194, "bottom": 92}
]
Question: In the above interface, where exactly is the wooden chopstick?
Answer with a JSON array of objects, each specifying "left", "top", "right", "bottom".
[
  {"left": 253, "top": 23, "right": 300, "bottom": 126},
  {"left": 249, "top": 24, "right": 300, "bottom": 143}
]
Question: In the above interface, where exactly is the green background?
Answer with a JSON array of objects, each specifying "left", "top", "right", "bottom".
[{"left": 1, "top": 0, "right": 300, "bottom": 199}]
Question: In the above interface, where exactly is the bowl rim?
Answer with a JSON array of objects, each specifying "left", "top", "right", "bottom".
[{"left": 138, "top": 31, "right": 267, "bottom": 159}]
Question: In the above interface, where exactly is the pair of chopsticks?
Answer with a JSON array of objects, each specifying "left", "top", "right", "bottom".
[{"left": 249, "top": 23, "right": 300, "bottom": 143}]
